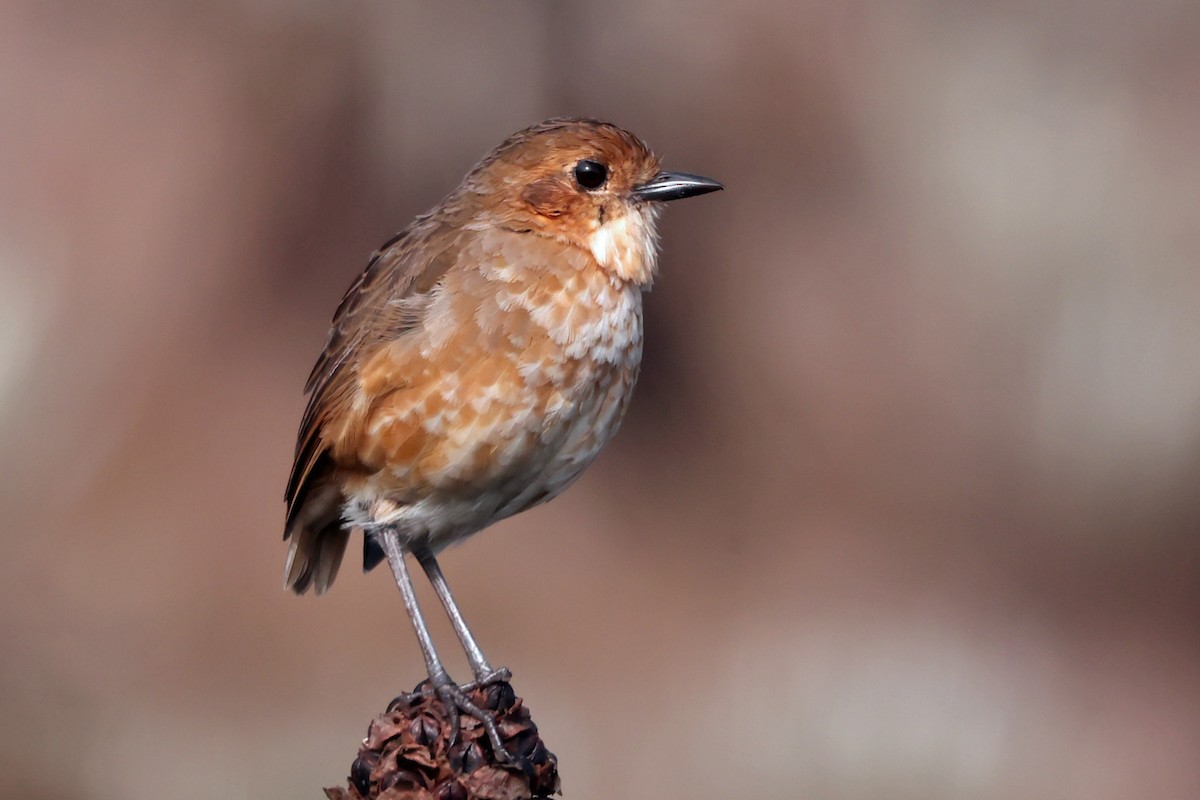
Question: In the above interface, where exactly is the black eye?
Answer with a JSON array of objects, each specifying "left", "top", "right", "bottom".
[{"left": 573, "top": 159, "right": 608, "bottom": 190}]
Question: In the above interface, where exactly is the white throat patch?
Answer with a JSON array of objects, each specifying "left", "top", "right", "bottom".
[{"left": 588, "top": 206, "right": 661, "bottom": 286}]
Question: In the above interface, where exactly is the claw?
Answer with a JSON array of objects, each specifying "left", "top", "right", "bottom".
[
  {"left": 435, "top": 683, "right": 462, "bottom": 746},
  {"left": 386, "top": 667, "right": 512, "bottom": 712},
  {"left": 386, "top": 679, "right": 433, "bottom": 712},
  {"left": 472, "top": 667, "right": 512, "bottom": 686},
  {"left": 432, "top": 679, "right": 513, "bottom": 763}
]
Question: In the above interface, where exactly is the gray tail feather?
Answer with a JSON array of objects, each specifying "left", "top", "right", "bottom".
[
  {"left": 284, "top": 484, "right": 350, "bottom": 595},
  {"left": 285, "top": 523, "right": 350, "bottom": 595}
]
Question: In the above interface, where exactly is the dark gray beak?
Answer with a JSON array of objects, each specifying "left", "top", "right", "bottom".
[{"left": 631, "top": 171, "right": 724, "bottom": 202}]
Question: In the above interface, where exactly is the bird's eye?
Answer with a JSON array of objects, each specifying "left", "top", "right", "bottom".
[{"left": 573, "top": 159, "right": 608, "bottom": 190}]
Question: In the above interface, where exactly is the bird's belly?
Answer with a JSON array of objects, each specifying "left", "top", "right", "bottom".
[
  {"left": 341, "top": 265, "right": 645, "bottom": 550},
  {"left": 491, "top": 360, "right": 637, "bottom": 520},
  {"left": 345, "top": 354, "right": 637, "bottom": 550}
]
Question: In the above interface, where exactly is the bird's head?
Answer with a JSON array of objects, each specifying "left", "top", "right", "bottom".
[{"left": 453, "top": 118, "right": 722, "bottom": 286}]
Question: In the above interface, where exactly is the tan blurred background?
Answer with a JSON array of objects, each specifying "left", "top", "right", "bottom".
[{"left": 2, "top": 2, "right": 1198, "bottom": 798}]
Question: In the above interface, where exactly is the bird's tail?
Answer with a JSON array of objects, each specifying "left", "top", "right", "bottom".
[{"left": 283, "top": 481, "right": 350, "bottom": 595}]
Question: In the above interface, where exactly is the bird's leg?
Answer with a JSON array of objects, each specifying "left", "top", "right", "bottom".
[
  {"left": 414, "top": 548, "right": 511, "bottom": 688},
  {"left": 378, "top": 531, "right": 449, "bottom": 687},
  {"left": 378, "top": 530, "right": 511, "bottom": 761}
]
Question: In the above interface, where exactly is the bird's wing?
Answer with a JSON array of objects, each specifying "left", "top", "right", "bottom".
[{"left": 284, "top": 220, "right": 458, "bottom": 528}]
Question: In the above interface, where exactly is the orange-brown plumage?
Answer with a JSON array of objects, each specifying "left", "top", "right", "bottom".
[{"left": 284, "top": 118, "right": 720, "bottom": 595}]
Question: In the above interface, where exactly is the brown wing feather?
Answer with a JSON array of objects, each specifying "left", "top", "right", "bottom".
[{"left": 285, "top": 218, "right": 457, "bottom": 531}]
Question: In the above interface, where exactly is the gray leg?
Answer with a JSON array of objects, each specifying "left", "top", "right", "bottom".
[
  {"left": 415, "top": 549, "right": 509, "bottom": 684},
  {"left": 378, "top": 530, "right": 511, "bottom": 761},
  {"left": 378, "top": 531, "right": 451, "bottom": 685}
]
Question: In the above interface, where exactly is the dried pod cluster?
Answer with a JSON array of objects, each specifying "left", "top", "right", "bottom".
[{"left": 325, "top": 681, "right": 559, "bottom": 800}]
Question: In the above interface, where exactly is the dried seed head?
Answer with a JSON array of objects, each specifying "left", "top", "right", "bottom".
[{"left": 325, "top": 681, "right": 559, "bottom": 800}]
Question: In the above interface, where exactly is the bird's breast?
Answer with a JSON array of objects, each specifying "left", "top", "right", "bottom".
[{"left": 343, "top": 234, "right": 644, "bottom": 536}]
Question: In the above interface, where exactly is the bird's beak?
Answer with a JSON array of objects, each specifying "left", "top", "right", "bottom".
[{"left": 631, "top": 171, "right": 724, "bottom": 202}]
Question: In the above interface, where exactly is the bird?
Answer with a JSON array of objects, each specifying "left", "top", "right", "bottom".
[{"left": 284, "top": 117, "right": 721, "bottom": 756}]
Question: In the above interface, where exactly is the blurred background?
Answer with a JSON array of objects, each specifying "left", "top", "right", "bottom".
[{"left": 2, "top": 2, "right": 1198, "bottom": 798}]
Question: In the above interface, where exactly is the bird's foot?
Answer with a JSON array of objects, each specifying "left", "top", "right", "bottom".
[
  {"left": 387, "top": 666, "right": 511, "bottom": 708},
  {"left": 386, "top": 682, "right": 433, "bottom": 710},
  {"left": 386, "top": 671, "right": 514, "bottom": 763},
  {"left": 466, "top": 665, "right": 512, "bottom": 689},
  {"left": 432, "top": 678, "right": 513, "bottom": 763}
]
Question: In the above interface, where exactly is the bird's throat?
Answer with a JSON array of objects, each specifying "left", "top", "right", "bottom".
[{"left": 586, "top": 207, "right": 660, "bottom": 286}]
